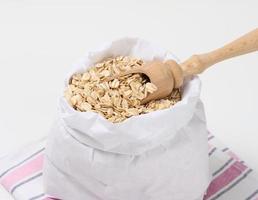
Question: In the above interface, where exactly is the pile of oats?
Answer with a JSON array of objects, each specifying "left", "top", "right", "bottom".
[{"left": 64, "top": 56, "right": 181, "bottom": 123}]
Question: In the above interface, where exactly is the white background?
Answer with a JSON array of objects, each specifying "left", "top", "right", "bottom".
[{"left": 0, "top": 0, "right": 258, "bottom": 198}]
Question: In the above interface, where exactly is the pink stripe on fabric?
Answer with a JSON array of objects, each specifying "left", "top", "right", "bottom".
[
  {"left": 0, "top": 153, "right": 44, "bottom": 191},
  {"left": 227, "top": 151, "right": 240, "bottom": 161},
  {"left": 203, "top": 161, "right": 247, "bottom": 200},
  {"left": 43, "top": 195, "right": 61, "bottom": 200}
]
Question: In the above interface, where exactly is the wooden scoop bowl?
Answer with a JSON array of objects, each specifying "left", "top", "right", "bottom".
[{"left": 112, "top": 28, "right": 258, "bottom": 104}]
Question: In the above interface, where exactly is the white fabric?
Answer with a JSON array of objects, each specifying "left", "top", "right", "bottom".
[{"left": 43, "top": 38, "right": 211, "bottom": 200}]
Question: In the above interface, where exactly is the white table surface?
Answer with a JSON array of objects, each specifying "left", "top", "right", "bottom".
[{"left": 0, "top": 1, "right": 258, "bottom": 199}]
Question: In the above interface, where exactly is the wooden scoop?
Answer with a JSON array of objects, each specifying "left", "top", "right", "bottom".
[{"left": 112, "top": 28, "right": 258, "bottom": 104}]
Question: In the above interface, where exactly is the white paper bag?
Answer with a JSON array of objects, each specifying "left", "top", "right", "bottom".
[{"left": 43, "top": 38, "right": 211, "bottom": 200}]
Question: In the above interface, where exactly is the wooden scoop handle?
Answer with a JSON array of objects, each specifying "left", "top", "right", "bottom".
[{"left": 180, "top": 28, "right": 258, "bottom": 76}]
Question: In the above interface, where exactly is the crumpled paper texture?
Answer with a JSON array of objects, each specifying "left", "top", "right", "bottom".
[{"left": 43, "top": 38, "right": 211, "bottom": 200}]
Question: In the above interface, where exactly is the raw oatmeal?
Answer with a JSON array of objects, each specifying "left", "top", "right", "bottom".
[{"left": 64, "top": 56, "right": 181, "bottom": 123}]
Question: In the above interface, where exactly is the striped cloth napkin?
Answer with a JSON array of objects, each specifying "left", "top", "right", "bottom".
[{"left": 0, "top": 133, "right": 258, "bottom": 200}]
